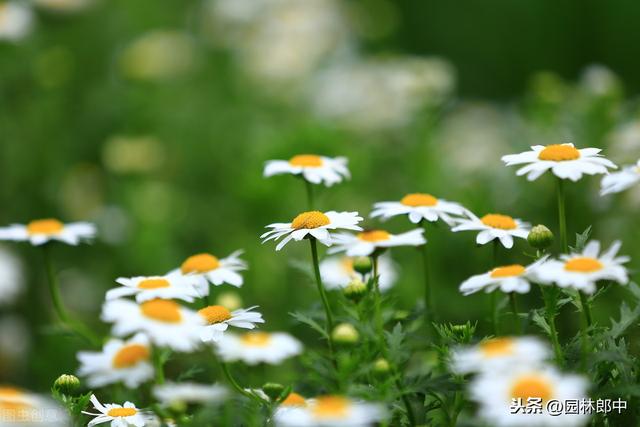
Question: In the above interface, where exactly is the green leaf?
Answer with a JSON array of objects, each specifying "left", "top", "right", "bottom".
[
  {"left": 289, "top": 311, "right": 328, "bottom": 339},
  {"left": 609, "top": 301, "right": 640, "bottom": 339},
  {"left": 572, "top": 226, "right": 592, "bottom": 251},
  {"left": 531, "top": 310, "right": 551, "bottom": 335}
]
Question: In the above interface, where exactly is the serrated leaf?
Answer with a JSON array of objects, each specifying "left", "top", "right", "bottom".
[
  {"left": 289, "top": 311, "right": 328, "bottom": 339},
  {"left": 609, "top": 301, "right": 640, "bottom": 339},
  {"left": 572, "top": 226, "right": 592, "bottom": 251},
  {"left": 531, "top": 310, "right": 551, "bottom": 335}
]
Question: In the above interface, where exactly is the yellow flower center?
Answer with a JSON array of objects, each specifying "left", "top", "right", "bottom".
[
  {"left": 112, "top": 344, "right": 150, "bottom": 369},
  {"left": 198, "top": 305, "right": 232, "bottom": 325},
  {"left": 240, "top": 332, "right": 272, "bottom": 347},
  {"left": 289, "top": 154, "right": 323, "bottom": 167},
  {"left": 400, "top": 193, "right": 438, "bottom": 207},
  {"left": 312, "top": 396, "right": 350, "bottom": 419},
  {"left": 357, "top": 230, "right": 391, "bottom": 242},
  {"left": 291, "top": 211, "right": 330, "bottom": 230},
  {"left": 181, "top": 253, "right": 220, "bottom": 274},
  {"left": 26, "top": 219, "right": 64, "bottom": 235},
  {"left": 481, "top": 214, "right": 517, "bottom": 230},
  {"left": 138, "top": 278, "right": 170, "bottom": 289},
  {"left": 479, "top": 338, "right": 515, "bottom": 357},
  {"left": 510, "top": 375, "right": 554, "bottom": 403},
  {"left": 140, "top": 299, "right": 182, "bottom": 323},
  {"left": 341, "top": 257, "right": 355, "bottom": 274},
  {"left": 107, "top": 407, "right": 138, "bottom": 417},
  {"left": 490, "top": 265, "right": 526, "bottom": 278},
  {"left": 564, "top": 257, "right": 603, "bottom": 273},
  {"left": 538, "top": 144, "right": 580, "bottom": 161},
  {"left": 0, "top": 387, "right": 24, "bottom": 399},
  {"left": 281, "top": 392, "right": 306, "bottom": 407}
]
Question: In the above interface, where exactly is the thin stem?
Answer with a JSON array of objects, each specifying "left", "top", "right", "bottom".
[
  {"left": 371, "top": 254, "right": 384, "bottom": 342},
  {"left": 220, "top": 361, "right": 266, "bottom": 404},
  {"left": 509, "top": 293, "right": 521, "bottom": 334},
  {"left": 309, "top": 238, "right": 336, "bottom": 363},
  {"left": 579, "top": 292, "right": 593, "bottom": 327},
  {"left": 395, "top": 379, "right": 416, "bottom": 427},
  {"left": 419, "top": 221, "right": 433, "bottom": 332},
  {"left": 153, "top": 349, "right": 166, "bottom": 385},
  {"left": 556, "top": 178, "right": 568, "bottom": 253},
  {"left": 304, "top": 179, "right": 315, "bottom": 210},
  {"left": 490, "top": 241, "right": 499, "bottom": 335}
]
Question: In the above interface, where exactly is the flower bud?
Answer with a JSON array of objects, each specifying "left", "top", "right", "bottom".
[
  {"left": 332, "top": 323, "right": 359, "bottom": 345},
  {"left": 344, "top": 279, "right": 367, "bottom": 302},
  {"left": 262, "top": 383, "right": 285, "bottom": 401},
  {"left": 216, "top": 291, "right": 243, "bottom": 311},
  {"left": 53, "top": 374, "right": 80, "bottom": 395},
  {"left": 372, "top": 358, "right": 391, "bottom": 375},
  {"left": 352, "top": 257, "right": 372, "bottom": 275},
  {"left": 528, "top": 225, "right": 554, "bottom": 250}
]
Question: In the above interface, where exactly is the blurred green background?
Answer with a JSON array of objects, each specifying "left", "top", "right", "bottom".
[{"left": 1, "top": 0, "right": 639, "bottom": 393}]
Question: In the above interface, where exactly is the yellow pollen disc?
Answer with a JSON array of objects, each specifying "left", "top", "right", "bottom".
[
  {"left": 140, "top": 299, "right": 182, "bottom": 323},
  {"left": 358, "top": 230, "right": 391, "bottom": 242},
  {"left": 289, "top": 154, "right": 323, "bottom": 167},
  {"left": 181, "top": 253, "right": 220, "bottom": 274},
  {"left": 481, "top": 214, "right": 517, "bottom": 230},
  {"left": 510, "top": 375, "right": 554, "bottom": 403},
  {"left": 312, "top": 396, "right": 349, "bottom": 419},
  {"left": 291, "top": 211, "right": 330, "bottom": 230},
  {"left": 0, "top": 387, "right": 24, "bottom": 399},
  {"left": 341, "top": 257, "right": 354, "bottom": 274},
  {"left": 479, "top": 338, "right": 515, "bottom": 357},
  {"left": 240, "top": 332, "right": 272, "bottom": 347},
  {"left": 538, "top": 144, "right": 580, "bottom": 161},
  {"left": 198, "top": 305, "right": 232, "bottom": 325},
  {"left": 112, "top": 344, "right": 150, "bottom": 369},
  {"left": 400, "top": 193, "right": 438, "bottom": 207},
  {"left": 26, "top": 218, "right": 64, "bottom": 235},
  {"left": 491, "top": 265, "right": 526, "bottom": 278},
  {"left": 138, "top": 278, "right": 170, "bottom": 289},
  {"left": 107, "top": 408, "right": 137, "bottom": 417},
  {"left": 282, "top": 392, "right": 306, "bottom": 407},
  {"left": 564, "top": 257, "right": 603, "bottom": 273}
]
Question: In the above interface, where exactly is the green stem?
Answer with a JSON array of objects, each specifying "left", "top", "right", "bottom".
[
  {"left": 153, "top": 349, "right": 166, "bottom": 384},
  {"left": 579, "top": 292, "right": 593, "bottom": 327},
  {"left": 419, "top": 221, "right": 433, "bottom": 332},
  {"left": 395, "top": 378, "right": 416, "bottom": 427},
  {"left": 304, "top": 179, "right": 315, "bottom": 210},
  {"left": 220, "top": 361, "right": 266, "bottom": 404},
  {"left": 309, "top": 238, "right": 336, "bottom": 364},
  {"left": 509, "top": 293, "right": 521, "bottom": 334},
  {"left": 556, "top": 178, "right": 568, "bottom": 253},
  {"left": 541, "top": 286, "right": 563, "bottom": 365},
  {"left": 371, "top": 254, "right": 384, "bottom": 343},
  {"left": 490, "top": 241, "right": 499, "bottom": 335}
]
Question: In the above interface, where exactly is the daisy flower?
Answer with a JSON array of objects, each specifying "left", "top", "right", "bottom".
[
  {"left": 106, "top": 275, "right": 201, "bottom": 303},
  {"left": 469, "top": 365, "right": 589, "bottom": 427},
  {"left": 169, "top": 250, "right": 247, "bottom": 295},
  {"left": 450, "top": 337, "right": 550, "bottom": 375},
  {"left": 501, "top": 143, "right": 617, "bottom": 182},
  {"left": 0, "top": 1, "right": 33, "bottom": 42},
  {"left": 371, "top": 193, "right": 468, "bottom": 225},
  {"left": 77, "top": 333, "right": 154, "bottom": 389},
  {"left": 264, "top": 155, "right": 350, "bottom": 186},
  {"left": 533, "top": 240, "right": 629, "bottom": 294},
  {"left": 82, "top": 395, "right": 149, "bottom": 427},
  {"left": 0, "top": 246, "right": 24, "bottom": 306},
  {"left": 459, "top": 258, "right": 548, "bottom": 296},
  {"left": 328, "top": 228, "right": 425, "bottom": 257},
  {"left": 101, "top": 299, "right": 202, "bottom": 352},
  {"left": 274, "top": 395, "right": 386, "bottom": 427},
  {"left": 261, "top": 211, "right": 363, "bottom": 251},
  {"left": 214, "top": 331, "right": 303, "bottom": 365},
  {"left": 451, "top": 212, "right": 530, "bottom": 249},
  {"left": 600, "top": 160, "right": 640, "bottom": 195},
  {"left": 152, "top": 382, "right": 228, "bottom": 407},
  {"left": 198, "top": 305, "right": 264, "bottom": 342},
  {"left": 0, "top": 218, "right": 96, "bottom": 246},
  {"left": 0, "top": 386, "right": 68, "bottom": 426},
  {"left": 320, "top": 254, "right": 397, "bottom": 292}
]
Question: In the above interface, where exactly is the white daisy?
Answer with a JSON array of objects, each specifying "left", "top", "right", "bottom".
[
  {"left": 0, "top": 386, "right": 68, "bottom": 426},
  {"left": 600, "top": 160, "right": 640, "bottom": 195},
  {"left": 261, "top": 211, "right": 363, "bottom": 251},
  {"left": 214, "top": 331, "right": 302, "bottom": 365},
  {"left": 198, "top": 305, "right": 264, "bottom": 343},
  {"left": 320, "top": 254, "right": 397, "bottom": 292},
  {"left": 533, "top": 240, "right": 629, "bottom": 294},
  {"left": 168, "top": 250, "right": 247, "bottom": 295},
  {"left": 459, "top": 258, "right": 548, "bottom": 296},
  {"left": 152, "top": 382, "right": 228, "bottom": 407},
  {"left": 77, "top": 333, "right": 154, "bottom": 389},
  {"left": 264, "top": 155, "right": 350, "bottom": 186},
  {"left": 0, "top": 1, "right": 33, "bottom": 42},
  {"left": 0, "top": 245, "right": 24, "bottom": 306},
  {"left": 82, "top": 395, "right": 148, "bottom": 427},
  {"left": 328, "top": 228, "right": 425, "bottom": 257},
  {"left": 101, "top": 299, "right": 202, "bottom": 352},
  {"left": 501, "top": 143, "right": 617, "bottom": 182},
  {"left": 371, "top": 192, "right": 468, "bottom": 225},
  {"left": 106, "top": 275, "right": 201, "bottom": 303},
  {"left": 469, "top": 365, "right": 590, "bottom": 427},
  {"left": 450, "top": 337, "right": 550, "bottom": 375},
  {"left": 274, "top": 395, "right": 386, "bottom": 427},
  {"left": 0, "top": 218, "right": 96, "bottom": 246},
  {"left": 451, "top": 212, "right": 530, "bottom": 249}
]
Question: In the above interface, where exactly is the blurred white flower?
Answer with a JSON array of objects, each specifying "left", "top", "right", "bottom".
[
  {"left": 0, "top": 386, "right": 69, "bottom": 426},
  {"left": 451, "top": 212, "right": 530, "bottom": 249},
  {"left": 0, "top": 246, "right": 23, "bottom": 305},
  {"left": 169, "top": 251, "right": 247, "bottom": 296},
  {"left": 459, "top": 258, "right": 548, "bottom": 296},
  {"left": 328, "top": 229, "right": 425, "bottom": 257},
  {"left": 0, "top": 316, "right": 30, "bottom": 367},
  {"left": 198, "top": 305, "right": 264, "bottom": 343},
  {"left": 320, "top": 254, "right": 396, "bottom": 292},
  {"left": 120, "top": 31, "right": 195, "bottom": 81},
  {"left": 451, "top": 337, "right": 550, "bottom": 375},
  {"left": 275, "top": 395, "right": 386, "bottom": 427},
  {"left": 600, "top": 160, "right": 640, "bottom": 195},
  {"left": 0, "top": 218, "right": 96, "bottom": 246},
  {"left": 371, "top": 193, "right": 467, "bottom": 225},
  {"left": 264, "top": 155, "right": 350, "bottom": 187},
  {"left": 153, "top": 382, "right": 228, "bottom": 407},
  {"left": 579, "top": 64, "right": 620, "bottom": 97},
  {"left": 107, "top": 275, "right": 201, "bottom": 303},
  {"left": 0, "top": 1, "right": 33, "bottom": 42},
  {"left": 214, "top": 331, "right": 302, "bottom": 365},
  {"left": 607, "top": 121, "right": 640, "bottom": 160}
]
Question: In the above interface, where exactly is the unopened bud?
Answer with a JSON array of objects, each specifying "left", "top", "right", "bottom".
[
  {"left": 528, "top": 225, "right": 554, "bottom": 250},
  {"left": 262, "top": 383, "right": 285, "bottom": 401},
  {"left": 332, "top": 323, "right": 359, "bottom": 344},
  {"left": 344, "top": 279, "right": 367, "bottom": 302},
  {"left": 372, "top": 358, "right": 391, "bottom": 375},
  {"left": 216, "top": 291, "right": 243, "bottom": 311},
  {"left": 352, "top": 257, "right": 372, "bottom": 275},
  {"left": 53, "top": 374, "right": 80, "bottom": 395}
]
